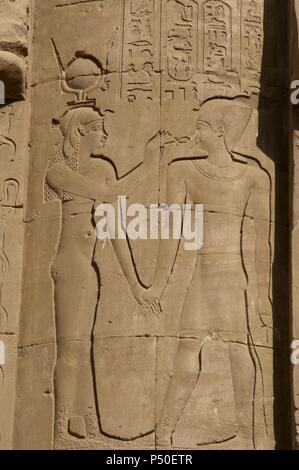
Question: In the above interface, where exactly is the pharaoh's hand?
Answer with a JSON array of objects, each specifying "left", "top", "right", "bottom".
[
  {"left": 139, "top": 287, "right": 163, "bottom": 318},
  {"left": 256, "top": 297, "right": 273, "bottom": 328},
  {"left": 143, "top": 285, "right": 162, "bottom": 303},
  {"left": 160, "top": 130, "right": 176, "bottom": 148}
]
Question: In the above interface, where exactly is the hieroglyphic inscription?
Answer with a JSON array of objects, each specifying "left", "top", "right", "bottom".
[
  {"left": 0, "top": 107, "right": 16, "bottom": 162},
  {"left": 0, "top": 179, "right": 19, "bottom": 329},
  {"left": 118, "top": 0, "right": 263, "bottom": 101},
  {"left": 162, "top": 0, "right": 199, "bottom": 101},
  {"left": 241, "top": 0, "right": 263, "bottom": 80},
  {"left": 120, "top": 0, "right": 160, "bottom": 102},
  {"left": 202, "top": 0, "right": 232, "bottom": 74}
]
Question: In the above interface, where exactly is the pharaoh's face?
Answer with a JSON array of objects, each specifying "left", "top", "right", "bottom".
[
  {"left": 82, "top": 120, "right": 107, "bottom": 155},
  {"left": 195, "top": 120, "right": 218, "bottom": 151}
]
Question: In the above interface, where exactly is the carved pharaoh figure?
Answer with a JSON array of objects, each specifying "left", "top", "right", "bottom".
[{"left": 143, "top": 98, "right": 273, "bottom": 449}]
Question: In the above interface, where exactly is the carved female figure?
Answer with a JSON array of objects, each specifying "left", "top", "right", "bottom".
[{"left": 45, "top": 104, "right": 166, "bottom": 443}]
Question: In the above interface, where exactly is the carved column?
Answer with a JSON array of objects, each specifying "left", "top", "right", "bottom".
[{"left": 0, "top": 0, "right": 29, "bottom": 451}]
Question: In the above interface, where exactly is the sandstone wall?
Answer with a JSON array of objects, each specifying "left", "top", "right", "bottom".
[
  {"left": 0, "top": 0, "right": 296, "bottom": 450},
  {"left": 0, "top": 0, "right": 29, "bottom": 450}
]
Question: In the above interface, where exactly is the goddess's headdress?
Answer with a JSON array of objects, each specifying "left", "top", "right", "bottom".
[
  {"left": 51, "top": 38, "right": 103, "bottom": 110},
  {"left": 51, "top": 39, "right": 107, "bottom": 162}
]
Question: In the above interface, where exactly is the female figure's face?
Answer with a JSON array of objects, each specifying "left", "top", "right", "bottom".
[{"left": 81, "top": 120, "right": 107, "bottom": 156}]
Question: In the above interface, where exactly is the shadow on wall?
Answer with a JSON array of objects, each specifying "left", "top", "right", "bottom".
[{"left": 258, "top": 0, "right": 292, "bottom": 450}]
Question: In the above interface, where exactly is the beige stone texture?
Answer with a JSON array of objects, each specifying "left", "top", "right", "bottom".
[{"left": 0, "top": 0, "right": 297, "bottom": 451}]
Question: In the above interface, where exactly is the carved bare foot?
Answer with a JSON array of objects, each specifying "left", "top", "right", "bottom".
[
  {"left": 156, "top": 434, "right": 172, "bottom": 448},
  {"left": 68, "top": 416, "right": 87, "bottom": 439},
  {"left": 156, "top": 420, "right": 172, "bottom": 448}
]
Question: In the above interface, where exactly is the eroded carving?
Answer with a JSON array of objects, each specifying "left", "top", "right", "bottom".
[{"left": 0, "top": 51, "right": 26, "bottom": 101}]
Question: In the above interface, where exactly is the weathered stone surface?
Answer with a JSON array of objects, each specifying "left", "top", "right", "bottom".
[
  {"left": 0, "top": 51, "right": 26, "bottom": 100},
  {"left": 0, "top": 0, "right": 297, "bottom": 451},
  {"left": 0, "top": 1, "right": 29, "bottom": 56},
  {"left": 0, "top": 0, "right": 29, "bottom": 451}
]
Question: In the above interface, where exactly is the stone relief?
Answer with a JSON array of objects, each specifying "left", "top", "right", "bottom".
[
  {"left": 38, "top": 14, "right": 274, "bottom": 445},
  {"left": 45, "top": 104, "right": 169, "bottom": 443},
  {"left": 0, "top": 99, "right": 25, "bottom": 450},
  {"left": 143, "top": 98, "right": 273, "bottom": 449},
  {"left": 0, "top": 106, "right": 17, "bottom": 162},
  {"left": 0, "top": 0, "right": 28, "bottom": 450},
  {"left": 7, "top": 0, "right": 293, "bottom": 451}
]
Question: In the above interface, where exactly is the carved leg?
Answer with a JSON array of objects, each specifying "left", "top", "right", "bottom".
[
  {"left": 55, "top": 339, "right": 95, "bottom": 439},
  {"left": 156, "top": 338, "right": 201, "bottom": 448},
  {"left": 52, "top": 255, "right": 99, "bottom": 445},
  {"left": 229, "top": 342, "right": 255, "bottom": 449}
]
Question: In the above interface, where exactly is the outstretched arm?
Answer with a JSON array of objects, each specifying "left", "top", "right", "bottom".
[
  {"left": 143, "top": 162, "right": 187, "bottom": 302},
  {"left": 46, "top": 132, "right": 171, "bottom": 202},
  {"left": 112, "top": 131, "right": 173, "bottom": 197},
  {"left": 246, "top": 168, "right": 272, "bottom": 327}
]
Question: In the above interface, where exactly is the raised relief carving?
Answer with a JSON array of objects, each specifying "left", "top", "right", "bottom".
[
  {"left": 0, "top": 5, "right": 27, "bottom": 449},
  {"left": 142, "top": 98, "right": 272, "bottom": 449},
  {"left": 51, "top": 39, "right": 104, "bottom": 103},
  {"left": 14, "top": 0, "right": 287, "bottom": 452},
  {"left": 45, "top": 42, "right": 166, "bottom": 446},
  {"left": 45, "top": 88, "right": 273, "bottom": 448}
]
